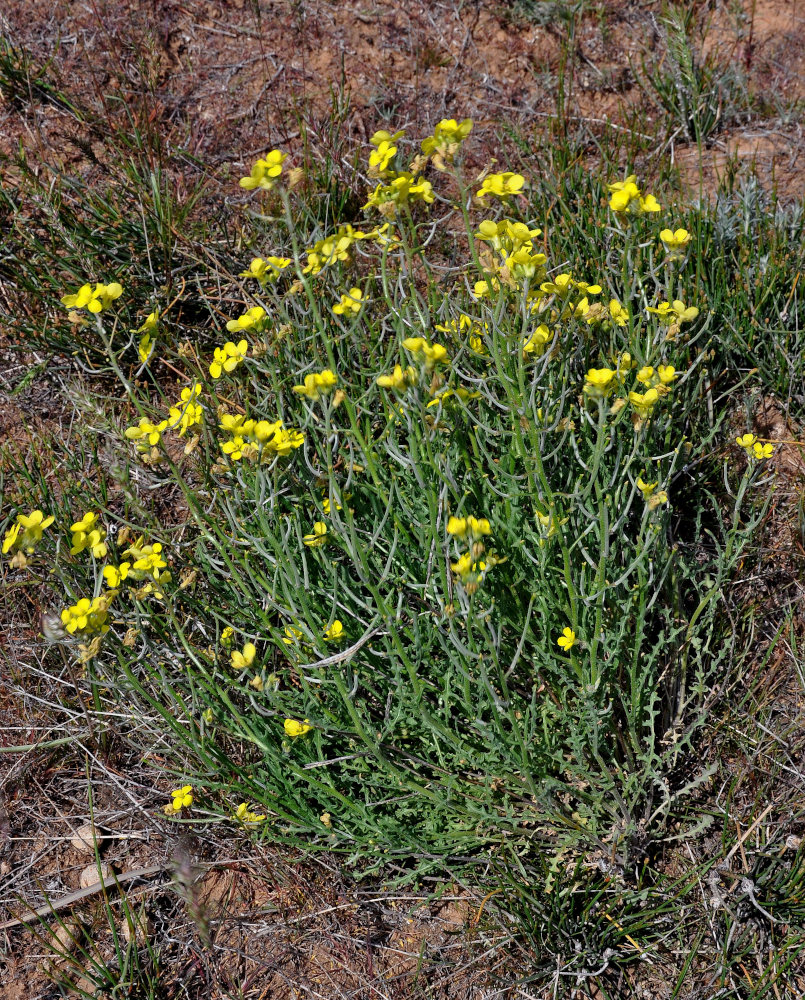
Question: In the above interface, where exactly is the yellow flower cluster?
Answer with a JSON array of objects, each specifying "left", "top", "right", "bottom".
[
  {"left": 70, "top": 512, "right": 108, "bottom": 559},
  {"left": 364, "top": 173, "right": 434, "bottom": 216},
  {"left": 284, "top": 718, "right": 313, "bottom": 738},
  {"left": 536, "top": 507, "right": 568, "bottom": 546},
  {"left": 210, "top": 338, "right": 249, "bottom": 379},
  {"left": 61, "top": 593, "right": 114, "bottom": 635},
  {"left": 421, "top": 117, "right": 473, "bottom": 170},
  {"left": 368, "top": 129, "right": 402, "bottom": 179},
  {"left": 240, "top": 256, "right": 292, "bottom": 285},
  {"left": 167, "top": 384, "right": 203, "bottom": 438},
  {"left": 218, "top": 413, "right": 305, "bottom": 463},
  {"left": 660, "top": 227, "right": 691, "bottom": 255},
  {"left": 61, "top": 281, "right": 123, "bottom": 314},
  {"left": 402, "top": 337, "right": 449, "bottom": 369},
  {"left": 125, "top": 416, "right": 168, "bottom": 453},
  {"left": 98, "top": 539, "right": 170, "bottom": 599},
  {"left": 332, "top": 288, "right": 363, "bottom": 316},
  {"left": 239, "top": 150, "right": 287, "bottom": 192},
  {"left": 435, "top": 315, "right": 488, "bottom": 355},
  {"left": 476, "top": 171, "right": 525, "bottom": 203},
  {"left": 231, "top": 641, "right": 257, "bottom": 670},
  {"left": 292, "top": 368, "right": 338, "bottom": 401},
  {"left": 584, "top": 359, "right": 677, "bottom": 423},
  {"left": 125, "top": 385, "right": 203, "bottom": 457},
  {"left": 135, "top": 309, "right": 159, "bottom": 363},
  {"left": 736, "top": 433, "right": 774, "bottom": 461},
  {"left": 303, "top": 521, "right": 328, "bottom": 547},
  {"left": 608, "top": 175, "right": 661, "bottom": 214},
  {"left": 448, "top": 514, "right": 493, "bottom": 594},
  {"left": 475, "top": 219, "right": 547, "bottom": 288},
  {"left": 303, "top": 224, "right": 390, "bottom": 275},
  {"left": 636, "top": 477, "right": 669, "bottom": 509},
  {"left": 164, "top": 785, "right": 193, "bottom": 816},
  {"left": 235, "top": 802, "right": 266, "bottom": 824},
  {"left": 376, "top": 364, "right": 417, "bottom": 392},
  {"left": 3, "top": 510, "right": 54, "bottom": 562}
]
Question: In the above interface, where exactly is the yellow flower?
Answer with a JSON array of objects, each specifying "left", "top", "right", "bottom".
[
  {"left": 584, "top": 368, "right": 617, "bottom": 399},
  {"left": 227, "top": 307, "right": 266, "bottom": 335},
  {"left": 421, "top": 118, "right": 473, "bottom": 169},
  {"left": 235, "top": 802, "right": 266, "bottom": 824},
  {"left": 61, "top": 281, "right": 123, "bottom": 313},
  {"left": 282, "top": 625, "right": 303, "bottom": 645},
  {"left": 324, "top": 620, "right": 344, "bottom": 641},
  {"left": 171, "top": 785, "right": 193, "bottom": 810},
  {"left": 636, "top": 366, "right": 655, "bottom": 386},
  {"left": 426, "top": 386, "right": 482, "bottom": 408},
  {"left": 370, "top": 128, "right": 405, "bottom": 146},
  {"left": 3, "top": 509, "right": 55, "bottom": 555},
  {"left": 167, "top": 384, "right": 203, "bottom": 437},
  {"left": 607, "top": 175, "right": 661, "bottom": 214},
  {"left": 476, "top": 171, "right": 525, "bottom": 202},
  {"left": 284, "top": 718, "right": 313, "bottom": 737},
  {"left": 657, "top": 365, "right": 677, "bottom": 384},
  {"left": 368, "top": 139, "right": 398, "bottom": 179},
  {"left": 60, "top": 594, "right": 113, "bottom": 635},
  {"left": 210, "top": 339, "right": 249, "bottom": 379},
  {"left": 647, "top": 300, "right": 699, "bottom": 325},
  {"left": 628, "top": 388, "right": 660, "bottom": 419},
  {"left": 322, "top": 498, "right": 342, "bottom": 515},
  {"left": 446, "top": 516, "right": 491, "bottom": 540},
  {"left": 134, "top": 310, "right": 159, "bottom": 363},
  {"left": 332, "top": 288, "right": 363, "bottom": 316},
  {"left": 523, "top": 325, "right": 552, "bottom": 357},
  {"left": 556, "top": 627, "right": 576, "bottom": 651},
  {"left": 402, "top": 337, "right": 449, "bottom": 369},
  {"left": 70, "top": 512, "right": 108, "bottom": 559},
  {"left": 450, "top": 553, "right": 488, "bottom": 591},
  {"left": 377, "top": 364, "right": 417, "bottom": 391},
  {"left": 659, "top": 228, "right": 691, "bottom": 253},
  {"left": 125, "top": 416, "right": 168, "bottom": 452},
  {"left": 738, "top": 434, "right": 773, "bottom": 460},
  {"left": 231, "top": 642, "right": 257, "bottom": 670},
  {"left": 647, "top": 491, "right": 669, "bottom": 510},
  {"left": 303, "top": 522, "right": 328, "bottom": 547},
  {"left": 292, "top": 369, "right": 338, "bottom": 400},
  {"left": 239, "top": 256, "right": 292, "bottom": 284},
  {"left": 536, "top": 509, "right": 568, "bottom": 544},
  {"left": 636, "top": 477, "right": 658, "bottom": 498},
  {"left": 103, "top": 562, "right": 131, "bottom": 588},
  {"left": 136, "top": 309, "right": 159, "bottom": 334},
  {"left": 434, "top": 315, "right": 488, "bottom": 354},
  {"left": 123, "top": 540, "right": 170, "bottom": 583},
  {"left": 239, "top": 151, "right": 287, "bottom": 191},
  {"left": 363, "top": 173, "right": 434, "bottom": 215},
  {"left": 609, "top": 299, "right": 629, "bottom": 327},
  {"left": 2, "top": 523, "right": 21, "bottom": 555}
]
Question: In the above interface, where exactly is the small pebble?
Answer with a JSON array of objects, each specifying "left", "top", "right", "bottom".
[
  {"left": 70, "top": 823, "right": 103, "bottom": 854},
  {"left": 79, "top": 862, "right": 111, "bottom": 889}
]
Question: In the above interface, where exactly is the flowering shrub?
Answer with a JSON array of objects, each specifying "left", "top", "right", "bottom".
[{"left": 5, "top": 121, "right": 773, "bottom": 871}]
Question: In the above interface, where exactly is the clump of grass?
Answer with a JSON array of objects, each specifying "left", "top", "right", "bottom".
[{"left": 639, "top": 3, "right": 750, "bottom": 146}]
